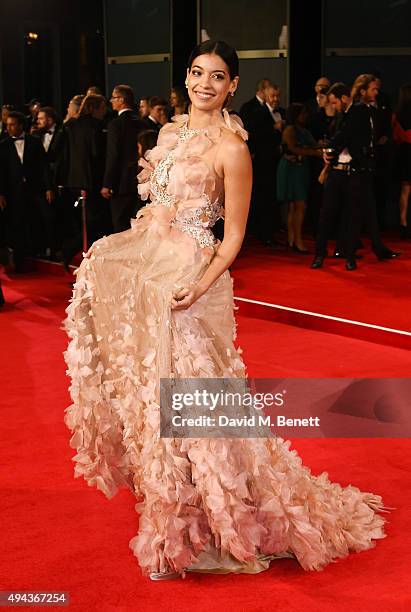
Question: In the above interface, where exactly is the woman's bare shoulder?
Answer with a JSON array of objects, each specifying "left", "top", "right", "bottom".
[{"left": 219, "top": 128, "right": 250, "bottom": 154}]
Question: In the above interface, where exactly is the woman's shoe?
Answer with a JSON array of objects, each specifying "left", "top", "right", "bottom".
[
  {"left": 292, "top": 244, "right": 309, "bottom": 254},
  {"left": 400, "top": 225, "right": 411, "bottom": 239},
  {"left": 149, "top": 569, "right": 182, "bottom": 581},
  {"left": 311, "top": 255, "right": 324, "bottom": 269}
]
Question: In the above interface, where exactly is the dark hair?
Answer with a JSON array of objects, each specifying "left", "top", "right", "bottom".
[
  {"left": 7, "top": 111, "right": 26, "bottom": 126},
  {"left": 187, "top": 40, "right": 239, "bottom": 79},
  {"left": 327, "top": 82, "right": 351, "bottom": 99},
  {"left": 78, "top": 94, "right": 106, "bottom": 117},
  {"left": 113, "top": 84, "right": 135, "bottom": 107},
  {"left": 285, "top": 103, "right": 306, "bottom": 126},
  {"left": 1, "top": 104, "right": 14, "bottom": 111},
  {"left": 38, "top": 106, "right": 58, "bottom": 123},
  {"left": 148, "top": 96, "right": 167, "bottom": 109},
  {"left": 138, "top": 129, "right": 158, "bottom": 157}
]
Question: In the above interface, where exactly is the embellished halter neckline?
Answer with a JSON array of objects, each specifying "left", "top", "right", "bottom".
[
  {"left": 178, "top": 122, "right": 204, "bottom": 142},
  {"left": 175, "top": 109, "right": 249, "bottom": 143}
]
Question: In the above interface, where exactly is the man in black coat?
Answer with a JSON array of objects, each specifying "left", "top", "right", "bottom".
[
  {"left": 101, "top": 84, "right": 145, "bottom": 232},
  {"left": 0, "top": 111, "right": 52, "bottom": 270},
  {"left": 61, "top": 94, "right": 111, "bottom": 268},
  {"left": 141, "top": 96, "right": 167, "bottom": 134},
  {"left": 240, "top": 80, "right": 283, "bottom": 244},
  {"left": 33, "top": 106, "right": 62, "bottom": 256},
  {"left": 312, "top": 79, "right": 399, "bottom": 271},
  {"left": 239, "top": 78, "right": 272, "bottom": 140}
]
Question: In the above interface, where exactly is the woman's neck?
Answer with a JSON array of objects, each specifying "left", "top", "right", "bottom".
[{"left": 187, "top": 106, "right": 224, "bottom": 130}]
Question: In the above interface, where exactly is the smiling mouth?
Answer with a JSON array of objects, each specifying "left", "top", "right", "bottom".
[{"left": 194, "top": 91, "right": 215, "bottom": 100}]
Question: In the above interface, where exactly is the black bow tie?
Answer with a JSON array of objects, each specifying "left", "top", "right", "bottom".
[
  {"left": 45, "top": 130, "right": 53, "bottom": 135},
  {"left": 12, "top": 136, "right": 24, "bottom": 141}
]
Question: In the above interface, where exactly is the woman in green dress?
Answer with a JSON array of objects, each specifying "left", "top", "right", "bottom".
[{"left": 277, "top": 103, "right": 322, "bottom": 252}]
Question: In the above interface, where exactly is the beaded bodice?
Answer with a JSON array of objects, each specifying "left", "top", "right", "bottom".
[{"left": 137, "top": 112, "right": 248, "bottom": 249}]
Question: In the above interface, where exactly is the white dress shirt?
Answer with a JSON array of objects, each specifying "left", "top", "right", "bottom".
[
  {"left": 266, "top": 103, "right": 283, "bottom": 125},
  {"left": 42, "top": 124, "right": 56, "bottom": 152},
  {"left": 337, "top": 102, "right": 353, "bottom": 163},
  {"left": 13, "top": 134, "right": 25, "bottom": 163}
]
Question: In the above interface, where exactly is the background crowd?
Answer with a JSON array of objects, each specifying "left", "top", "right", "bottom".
[{"left": 0, "top": 72, "right": 410, "bottom": 290}]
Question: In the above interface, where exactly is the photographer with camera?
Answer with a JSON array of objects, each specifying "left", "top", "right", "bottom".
[{"left": 312, "top": 77, "right": 400, "bottom": 271}]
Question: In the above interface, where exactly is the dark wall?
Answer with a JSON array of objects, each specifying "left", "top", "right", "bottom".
[
  {"left": 324, "top": 0, "right": 411, "bottom": 104},
  {"left": 288, "top": 0, "right": 323, "bottom": 103},
  {"left": 0, "top": 0, "right": 104, "bottom": 114}
]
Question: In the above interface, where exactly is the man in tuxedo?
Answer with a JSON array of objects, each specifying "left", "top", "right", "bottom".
[
  {"left": 0, "top": 111, "right": 52, "bottom": 270},
  {"left": 265, "top": 85, "right": 286, "bottom": 130},
  {"left": 239, "top": 78, "right": 272, "bottom": 137},
  {"left": 101, "top": 84, "right": 145, "bottom": 233},
  {"left": 312, "top": 79, "right": 399, "bottom": 271},
  {"left": 35, "top": 106, "right": 59, "bottom": 153},
  {"left": 241, "top": 81, "right": 283, "bottom": 245},
  {"left": 142, "top": 96, "right": 168, "bottom": 133},
  {"left": 34, "top": 106, "right": 64, "bottom": 257},
  {"left": 62, "top": 94, "right": 110, "bottom": 269}
]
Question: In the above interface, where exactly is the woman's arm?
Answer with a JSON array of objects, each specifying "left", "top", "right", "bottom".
[
  {"left": 282, "top": 126, "right": 322, "bottom": 157},
  {"left": 171, "top": 133, "right": 252, "bottom": 310}
]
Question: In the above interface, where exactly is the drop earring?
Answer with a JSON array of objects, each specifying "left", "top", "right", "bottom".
[{"left": 185, "top": 79, "right": 189, "bottom": 89}]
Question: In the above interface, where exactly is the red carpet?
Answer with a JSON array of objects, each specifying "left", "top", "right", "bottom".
[
  {"left": 232, "top": 236, "right": 411, "bottom": 333},
  {"left": 1, "top": 272, "right": 410, "bottom": 611}
]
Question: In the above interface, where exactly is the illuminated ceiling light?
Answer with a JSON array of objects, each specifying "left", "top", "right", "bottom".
[{"left": 27, "top": 32, "right": 39, "bottom": 40}]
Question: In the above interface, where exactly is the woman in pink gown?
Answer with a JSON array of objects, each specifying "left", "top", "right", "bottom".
[{"left": 64, "top": 41, "right": 388, "bottom": 580}]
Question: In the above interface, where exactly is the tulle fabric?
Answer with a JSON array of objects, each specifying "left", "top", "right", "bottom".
[{"left": 64, "top": 111, "right": 389, "bottom": 577}]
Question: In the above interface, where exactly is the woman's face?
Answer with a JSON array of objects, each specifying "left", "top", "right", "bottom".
[
  {"left": 186, "top": 53, "right": 238, "bottom": 113},
  {"left": 318, "top": 93, "right": 327, "bottom": 108},
  {"left": 170, "top": 91, "right": 178, "bottom": 107}
]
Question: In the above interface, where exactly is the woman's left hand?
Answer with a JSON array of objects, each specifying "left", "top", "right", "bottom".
[{"left": 171, "top": 285, "right": 201, "bottom": 310}]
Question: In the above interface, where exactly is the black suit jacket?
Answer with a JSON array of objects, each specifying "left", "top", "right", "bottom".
[
  {"left": 329, "top": 102, "right": 377, "bottom": 171},
  {"left": 246, "top": 102, "right": 283, "bottom": 163},
  {"left": 239, "top": 97, "right": 265, "bottom": 132},
  {"left": 64, "top": 115, "right": 106, "bottom": 190},
  {"left": 0, "top": 134, "right": 49, "bottom": 197},
  {"left": 103, "top": 110, "right": 145, "bottom": 195},
  {"left": 32, "top": 125, "right": 62, "bottom": 188},
  {"left": 141, "top": 116, "right": 162, "bottom": 133}
]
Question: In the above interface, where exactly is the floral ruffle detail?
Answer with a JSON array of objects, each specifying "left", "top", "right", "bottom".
[{"left": 136, "top": 110, "right": 247, "bottom": 209}]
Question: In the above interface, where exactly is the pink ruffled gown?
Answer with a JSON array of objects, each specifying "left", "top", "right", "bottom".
[{"left": 64, "top": 111, "right": 388, "bottom": 577}]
